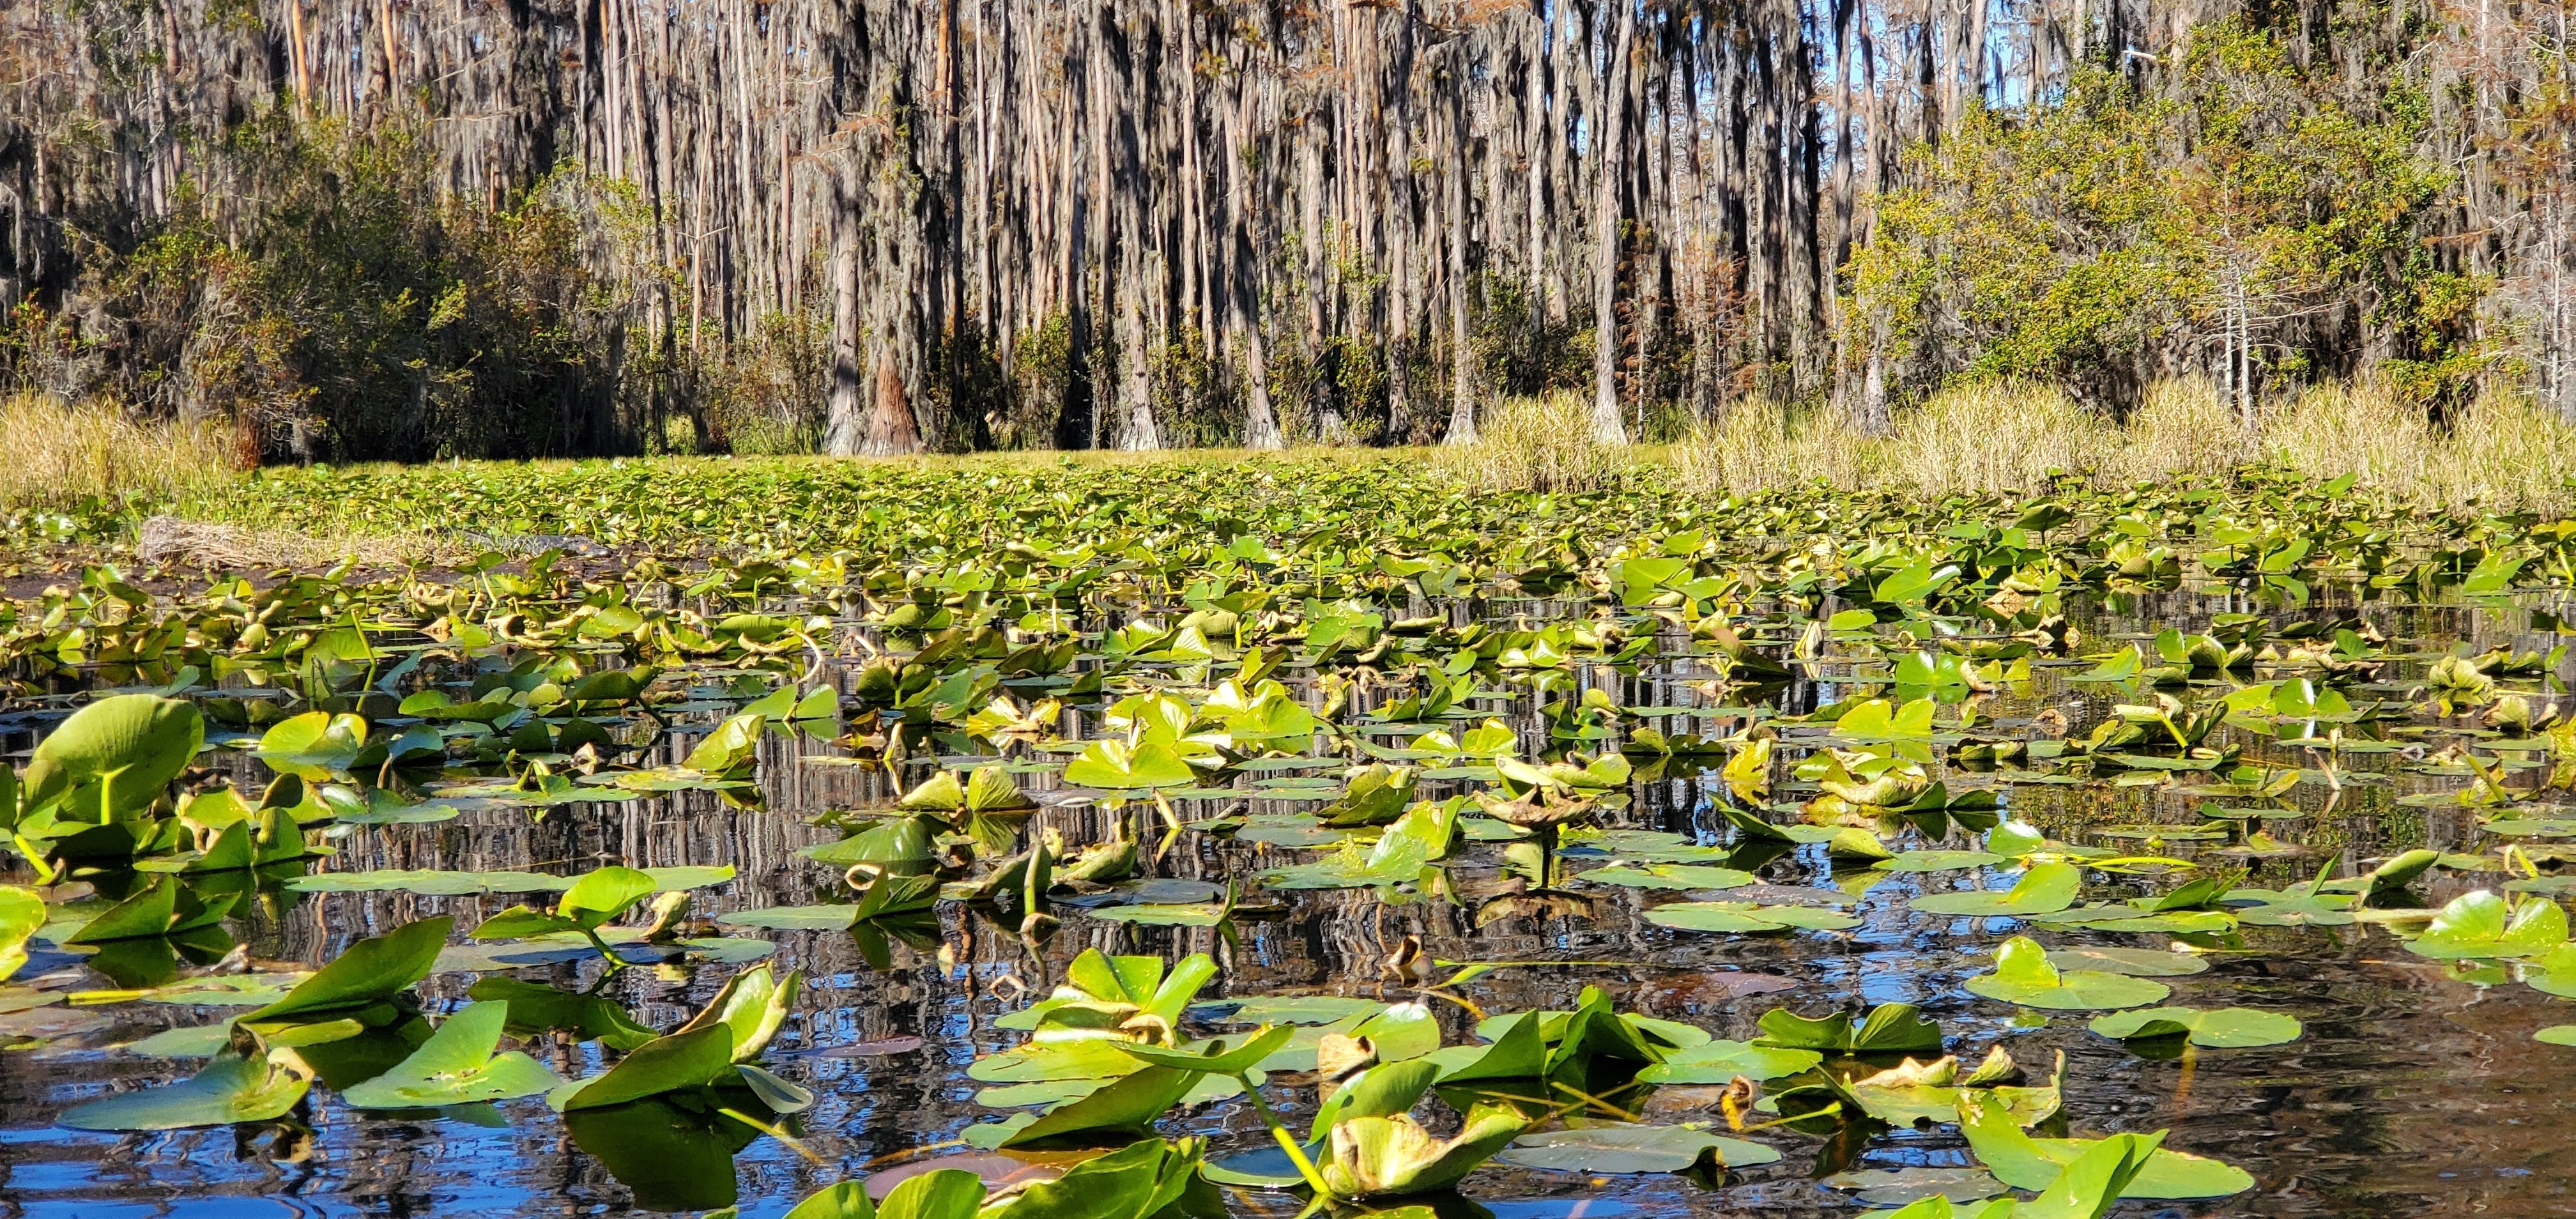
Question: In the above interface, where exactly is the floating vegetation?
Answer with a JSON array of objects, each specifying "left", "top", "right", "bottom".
[{"left": 1, "top": 459, "right": 2574, "bottom": 1214}]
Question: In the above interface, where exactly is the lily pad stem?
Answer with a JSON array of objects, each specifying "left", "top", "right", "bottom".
[{"left": 1232, "top": 1070, "right": 1331, "bottom": 1197}]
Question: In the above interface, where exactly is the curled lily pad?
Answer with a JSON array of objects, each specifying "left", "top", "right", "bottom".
[
  {"left": 470, "top": 866, "right": 657, "bottom": 942},
  {"left": 341, "top": 1000, "right": 564, "bottom": 1108},
  {"left": 1754, "top": 1003, "right": 1945, "bottom": 1056},
  {"left": 240, "top": 916, "right": 450, "bottom": 1029},
  {"left": 2405, "top": 889, "right": 2568, "bottom": 960},
  {"left": 64, "top": 877, "right": 236, "bottom": 944},
  {"left": 24, "top": 693, "right": 204, "bottom": 815},
  {"left": 1495, "top": 1121, "right": 1782, "bottom": 1173},
  {"left": 553, "top": 1024, "right": 737, "bottom": 1111},
  {"left": 999, "top": 1064, "right": 1197, "bottom": 1147},
  {"left": 1965, "top": 937, "right": 2171, "bottom": 1010},
  {"left": 59, "top": 1033, "right": 312, "bottom": 1130},
  {"left": 2087, "top": 1007, "right": 2303, "bottom": 1048},
  {"left": 1959, "top": 1091, "right": 2252, "bottom": 1199},
  {"left": 1319, "top": 1101, "right": 1529, "bottom": 1199},
  {"left": 1911, "top": 862, "right": 2082, "bottom": 917}
]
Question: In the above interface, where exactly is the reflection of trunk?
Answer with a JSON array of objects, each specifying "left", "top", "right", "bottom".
[
  {"left": 861, "top": 348, "right": 921, "bottom": 456},
  {"left": 1589, "top": 0, "right": 1636, "bottom": 444}
]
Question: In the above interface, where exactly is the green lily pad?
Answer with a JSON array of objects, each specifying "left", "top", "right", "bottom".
[
  {"left": 287, "top": 866, "right": 735, "bottom": 897},
  {"left": 1754, "top": 1003, "right": 1946, "bottom": 1056},
  {"left": 240, "top": 916, "right": 450, "bottom": 1028},
  {"left": 1574, "top": 863, "right": 1756, "bottom": 891},
  {"left": 342, "top": 1000, "right": 564, "bottom": 1108},
  {"left": 1635, "top": 1038, "right": 1825, "bottom": 1084},
  {"left": 1646, "top": 901, "right": 1863, "bottom": 933},
  {"left": 59, "top": 1039, "right": 312, "bottom": 1130},
  {"left": 1959, "top": 1091, "right": 2252, "bottom": 1199},
  {"left": 1824, "top": 1165, "right": 2006, "bottom": 1207},
  {"left": 2087, "top": 1007, "right": 2303, "bottom": 1048},
  {"left": 2405, "top": 889, "right": 2568, "bottom": 960},
  {"left": 1911, "top": 862, "right": 2082, "bottom": 917},
  {"left": 714, "top": 905, "right": 864, "bottom": 931},
  {"left": 1495, "top": 1122, "right": 1782, "bottom": 1173},
  {"left": 1965, "top": 937, "right": 2172, "bottom": 1010},
  {"left": 1197, "top": 995, "right": 1384, "bottom": 1025},
  {"left": 2045, "top": 946, "right": 2210, "bottom": 977},
  {"left": 1883, "top": 850, "right": 2008, "bottom": 873}
]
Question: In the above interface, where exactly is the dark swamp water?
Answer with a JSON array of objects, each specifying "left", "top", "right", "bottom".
[{"left": 4, "top": 582, "right": 2575, "bottom": 1219}]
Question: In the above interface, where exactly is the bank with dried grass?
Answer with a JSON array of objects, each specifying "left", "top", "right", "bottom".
[
  {"left": 0, "top": 394, "right": 241, "bottom": 513},
  {"left": 1671, "top": 380, "right": 2576, "bottom": 512}
]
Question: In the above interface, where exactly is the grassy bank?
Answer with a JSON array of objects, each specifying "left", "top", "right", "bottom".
[
  {"left": 1667, "top": 380, "right": 2576, "bottom": 509},
  {"left": 7, "top": 377, "right": 2571, "bottom": 565},
  {"left": 0, "top": 394, "right": 241, "bottom": 513}
]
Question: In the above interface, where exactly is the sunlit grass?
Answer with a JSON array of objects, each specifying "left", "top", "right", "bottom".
[
  {"left": 1671, "top": 378, "right": 2576, "bottom": 510},
  {"left": 0, "top": 393, "right": 243, "bottom": 510},
  {"left": 1438, "top": 390, "right": 1630, "bottom": 494}
]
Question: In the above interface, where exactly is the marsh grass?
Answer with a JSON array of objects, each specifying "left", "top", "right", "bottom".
[
  {"left": 0, "top": 394, "right": 242, "bottom": 510},
  {"left": 1674, "top": 379, "right": 2576, "bottom": 510},
  {"left": 1443, "top": 391, "right": 1630, "bottom": 494}
]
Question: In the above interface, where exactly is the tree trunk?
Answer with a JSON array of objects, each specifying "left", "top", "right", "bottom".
[
  {"left": 1443, "top": 49, "right": 1478, "bottom": 446},
  {"left": 861, "top": 346, "right": 923, "bottom": 456},
  {"left": 824, "top": 208, "right": 865, "bottom": 457},
  {"left": 1590, "top": 0, "right": 1636, "bottom": 444}
]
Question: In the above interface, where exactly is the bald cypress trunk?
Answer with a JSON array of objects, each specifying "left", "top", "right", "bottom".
[
  {"left": 0, "top": 0, "right": 2558, "bottom": 456},
  {"left": 1590, "top": 0, "right": 1636, "bottom": 444}
]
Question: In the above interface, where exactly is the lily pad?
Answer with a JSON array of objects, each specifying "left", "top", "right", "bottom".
[
  {"left": 2045, "top": 946, "right": 2210, "bottom": 977},
  {"left": 1646, "top": 901, "right": 1862, "bottom": 933},
  {"left": 2087, "top": 1007, "right": 2303, "bottom": 1048},
  {"left": 1574, "top": 863, "right": 1756, "bottom": 891},
  {"left": 2405, "top": 889, "right": 2568, "bottom": 960},
  {"left": 240, "top": 916, "right": 450, "bottom": 1029},
  {"left": 59, "top": 1038, "right": 312, "bottom": 1131},
  {"left": 1883, "top": 850, "right": 2009, "bottom": 873},
  {"left": 1959, "top": 1091, "right": 2252, "bottom": 1199},
  {"left": 1635, "top": 1039, "right": 1824, "bottom": 1084},
  {"left": 342, "top": 1000, "right": 564, "bottom": 1108},
  {"left": 1911, "top": 862, "right": 2082, "bottom": 917},
  {"left": 1495, "top": 1122, "right": 1781, "bottom": 1173},
  {"left": 1964, "top": 937, "right": 2172, "bottom": 1010}
]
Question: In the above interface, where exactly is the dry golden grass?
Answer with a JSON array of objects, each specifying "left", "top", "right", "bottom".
[
  {"left": 1443, "top": 390, "right": 1632, "bottom": 494},
  {"left": 1670, "top": 378, "right": 2576, "bottom": 510},
  {"left": 0, "top": 394, "right": 242, "bottom": 509}
]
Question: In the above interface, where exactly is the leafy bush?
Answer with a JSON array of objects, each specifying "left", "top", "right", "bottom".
[
  {"left": 1846, "top": 20, "right": 2460, "bottom": 411},
  {"left": 29, "top": 116, "right": 646, "bottom": 463}
]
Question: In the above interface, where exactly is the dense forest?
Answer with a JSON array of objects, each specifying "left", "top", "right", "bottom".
[{"left": 0, "top": 0, "right": 2567, "bottom": 460}]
